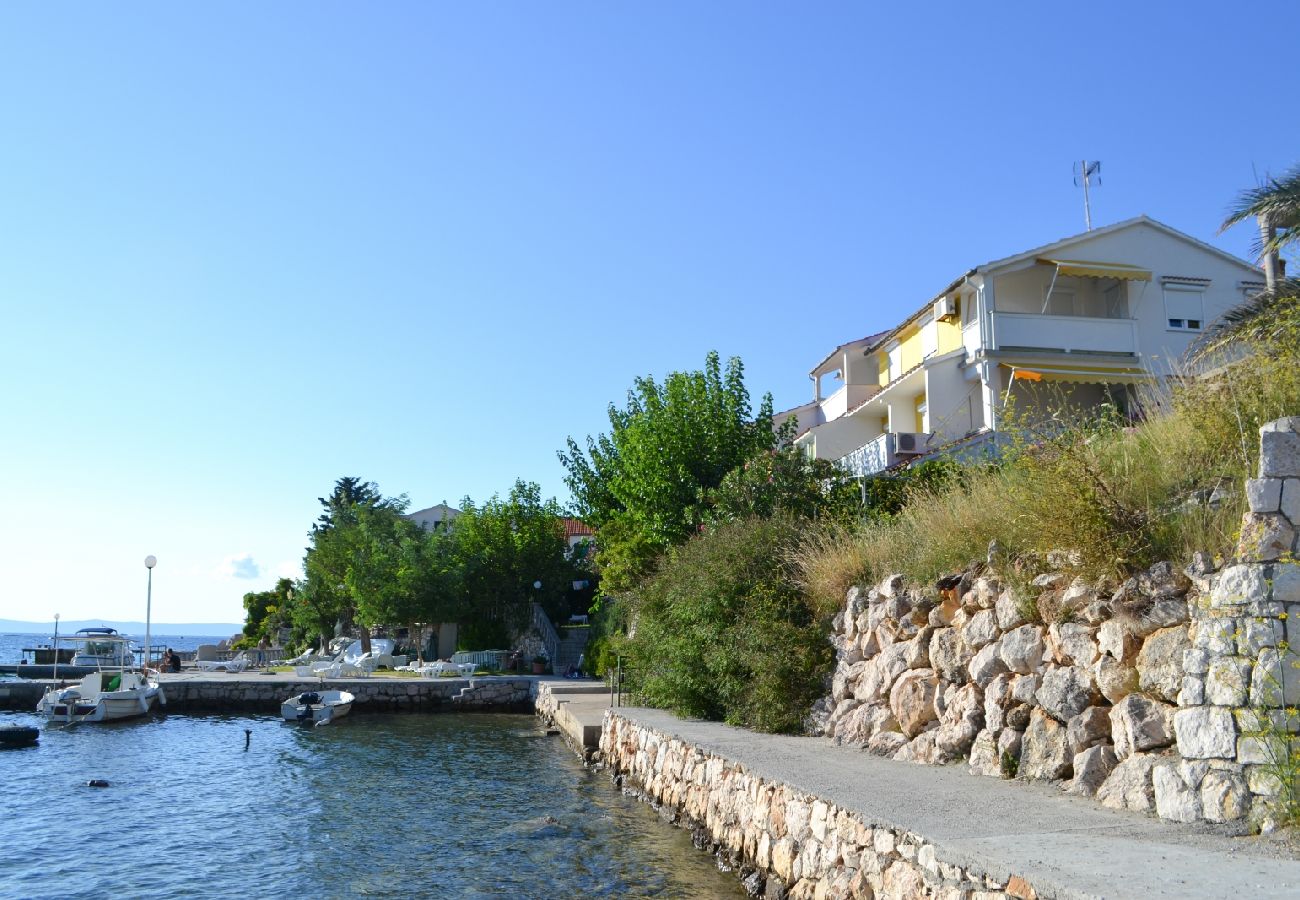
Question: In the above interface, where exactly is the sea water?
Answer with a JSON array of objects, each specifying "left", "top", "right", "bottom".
[{"left": 0, "top": 711, "right": 744, "bottom": 899}]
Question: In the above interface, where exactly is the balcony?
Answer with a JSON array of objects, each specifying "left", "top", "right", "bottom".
[
  {"left": 818, "top": 382, "right": 880, "bottom": 421},
  {"left": 836, "top": 432, "right": 933, "bottom": 477},
  {"left": 990, "top": 312, "right": 1138, "bottom": 356}
]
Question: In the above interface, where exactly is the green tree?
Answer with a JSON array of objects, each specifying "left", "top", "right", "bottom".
[
  {"left": 559, "top": 350, "right": 777, "bottom": 566},
  {"left": 697, "top": 445, "right": 861, "bottom": 527},
  {"left": 241, "top": 577, "right": 297, "bottom": 647},
  {"left": 299, "top": 476, "right": 407, "bottom": 651},
  {"left": 450, "top": 480, "right": 577, "bottom": 644}
]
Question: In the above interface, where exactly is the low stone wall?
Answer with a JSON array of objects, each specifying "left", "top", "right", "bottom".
[
  {"left": 160, "top": 676, "right": 535, "bottom": 713},
  {"left": 601, "top": 713, "right": 1032, "bottom": 900},
  {"left": 808, "top": 417, "right": 1300, "bottom": 829}
]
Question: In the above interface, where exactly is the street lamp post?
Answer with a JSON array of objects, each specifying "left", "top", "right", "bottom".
[{"left": 144, "top": 555, "right": 157, "bottom": 671}]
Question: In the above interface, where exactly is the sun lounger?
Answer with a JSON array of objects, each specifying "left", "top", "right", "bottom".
[{"left": 194, "top": 651, "right": 251, "bottom": 673}]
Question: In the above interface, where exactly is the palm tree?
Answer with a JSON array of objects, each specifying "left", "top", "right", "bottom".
[
  {"left": 1191, "top": 167, "right": 1300, "bottom": 362},
  {"left": 1220, "top": 164, "right": 1300, "bottom": 287}
]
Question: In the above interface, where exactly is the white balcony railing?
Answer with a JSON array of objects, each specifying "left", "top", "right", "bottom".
[
  {"left": 990, "top": 312, "right": 1138, "bottom": 356},
  {"left": 836, "top": 432, "right": 933, "bottom": 477}
]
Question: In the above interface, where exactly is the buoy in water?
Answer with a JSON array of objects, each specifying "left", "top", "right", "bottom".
[{"left": 87, "top": 779, "right": 110, "bottom": 788}]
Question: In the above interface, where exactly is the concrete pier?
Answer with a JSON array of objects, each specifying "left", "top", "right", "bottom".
[{"left": 0, "top": 671, "right": 540, "bottom": 714}]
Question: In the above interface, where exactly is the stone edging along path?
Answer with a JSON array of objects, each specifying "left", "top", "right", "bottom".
[{"left": 600, "top": 707, "right": 1300, "bottom": 900}]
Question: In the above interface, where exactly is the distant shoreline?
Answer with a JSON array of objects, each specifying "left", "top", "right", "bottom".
[{"left": 0, "top": 619, "right": 241, "bottom": 637}]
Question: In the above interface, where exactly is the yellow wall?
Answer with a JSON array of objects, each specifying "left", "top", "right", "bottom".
[{"left": 876, "top": 302, "right": 963, "bottom": 387}]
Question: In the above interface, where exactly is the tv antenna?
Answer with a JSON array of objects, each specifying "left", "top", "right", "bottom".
[{"left": 1073, "top": 160, "right": 1101, "bottom": 231}]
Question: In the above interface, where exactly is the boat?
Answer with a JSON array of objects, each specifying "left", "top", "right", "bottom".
[
  {"left": 68, "top": 628, "right": 136, "bottom": 668},
  {"left": 35, "top": 630, "right": 165, "bottom": 724},
  {"left": 13, "top": 628, "right": 137, "bottom": 679},
  {"left": 281, "top": 689, "right": 354, "bottom": 724}
]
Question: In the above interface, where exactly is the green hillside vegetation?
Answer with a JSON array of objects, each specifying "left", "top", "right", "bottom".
[{"left": 578, "top": 172, "right": 1300, "bottom": 734}]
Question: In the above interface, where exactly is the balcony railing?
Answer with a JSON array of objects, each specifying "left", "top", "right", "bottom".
[
  {"left": 836, "top": 432, "right": 932, "bottom": 477},
  {"left": 990, "top": 312, "right": 1138, "bottom": 355}
]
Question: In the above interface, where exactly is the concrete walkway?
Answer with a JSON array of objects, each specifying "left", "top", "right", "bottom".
[{"left": 614, "top": 708, "right": 1299, "bottom": 900}]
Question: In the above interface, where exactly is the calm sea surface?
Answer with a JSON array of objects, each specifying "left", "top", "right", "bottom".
[{"left": 0, "top": 709, "right": 743, "bottom": 898}]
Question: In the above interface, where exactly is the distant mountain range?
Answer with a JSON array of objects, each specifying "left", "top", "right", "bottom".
[{"left": 0, "top": 618, "right": 242, "bottom": 637}]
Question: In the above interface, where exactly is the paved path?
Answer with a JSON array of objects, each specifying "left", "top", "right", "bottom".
[{"left": 614, "top": 708, "right": 1299, "bottom": 900}]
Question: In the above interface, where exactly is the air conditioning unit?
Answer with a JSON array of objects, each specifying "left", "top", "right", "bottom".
[
  {"left": 894, "top": 432, "right": 927, "bottom": 455},
  {"left": 933, "top": 295, "right": 958, "bottom": 321}
]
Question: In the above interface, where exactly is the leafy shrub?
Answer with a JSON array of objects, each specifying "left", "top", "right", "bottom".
[{"left": 625, "top": 515, "right": 836, "bottom": 733}]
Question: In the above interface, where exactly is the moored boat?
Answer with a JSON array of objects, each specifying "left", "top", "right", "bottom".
[
  {"left": 281, "top": 689, "right": 353, "bottom": 724},
  {"left": 35, "top": 630, "right": 165, "bottom": 724}
]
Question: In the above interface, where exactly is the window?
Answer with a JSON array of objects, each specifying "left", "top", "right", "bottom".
[
  {"left": 886, "top": 342, "right": 901, "bottom": 381},
  {"left": 920, "top": 314, "right": 938, "bottom": 358},
  {"left": 1162, "top": 279, "right": 1206, "bottom": 331}
]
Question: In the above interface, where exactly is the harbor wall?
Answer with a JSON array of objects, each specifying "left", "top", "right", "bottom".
[
  {"left": 0, "top": 676, "right": 536, "bottom": 714},
  {"left": 600, "top": 712, "right": 1030, "bottom": 900}
]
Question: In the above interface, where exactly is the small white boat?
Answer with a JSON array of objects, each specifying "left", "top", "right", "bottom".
[
  {"left": 35, "top": 629, "right": 165, "bottom": 724},
  {"left": 36, "top": 669, "right": 165, "bottom": 724},
  {"left": 281, "top": 689, "right": 354, "bottom": 724}
]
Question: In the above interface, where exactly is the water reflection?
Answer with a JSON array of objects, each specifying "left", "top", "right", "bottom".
[{"left": 0, "top": 712, "right": 742, "bottom": 899}]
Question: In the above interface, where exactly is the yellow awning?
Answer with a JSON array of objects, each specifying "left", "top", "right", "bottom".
[
  {"left": 1001, "top": 362, "right": 1153, "bottom": 385},
  {"left": 1037, "top": 258, "right": 1152, "bottom": 281}
]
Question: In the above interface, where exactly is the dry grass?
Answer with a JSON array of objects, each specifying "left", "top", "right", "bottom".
[{"left": 796, "top": 338, "right": 1300, "bottom": 599}]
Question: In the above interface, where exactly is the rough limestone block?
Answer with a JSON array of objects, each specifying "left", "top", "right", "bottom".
[
  {"left": 1247, "top": 478, "right": 1284, "bottom": 514},
  {"left": 1200, "top": 769, "right": 1251, "bottom": 823},
  {"left": 1093, "top": 655, "right": 1139, "bottom": 705},
  {"left": 984, "top": 673, "right": 1012, "bottom": 732},
  {"left": 1036, "top": 666, "right": 1098, "bottom": 723},
  {"left": 1097, "top": 620, "right": 1139, "bottom": 662},
  {"left": 1066, "top": 705, "right": 1111, "bottom": 757},
  {"left": 1249, "top": 647, "right": 1300, "bottom": 708},
  {"left": 1173, "top": 706, "right": 1236, "bottom": 759},
  {"left": 997, "top": 727, "right": 1023, "bottom": 765},
  {"left": 1178, "top": 675, "right": 1205, "bottom": 707},
  {"left": 1282, "top": 479, "right": 1300, "bottom": 524},
  {"left": 967, "top": 729, "right": 999, "bottom": 777},
  {"left": 1259, "top": 418, "right": 1300, "bottom": 478},
  {"left": 1154, "top": 762, "right": 1203, "bottom": 823},
  {"left": 1136, "top": 626, "right": 1189, "bottom": 704},
  {"left": 1183, "top": 647, "right": 1210, "bottom": 676},
  {"left": 889, "top": 668, "right": 939, "bottom": 738},
  {"left": 1111, "top": 693, "right": 1175, "bottom": 758},
  {"left": 867, "top": 731, "right": 909, "bottom": 758},
  {"left": 1096, "top": 753, "right": 1160, "bottom": 812},
  {"left": 1211, "top": 565, "right": 1268, "bottom": 609},
  {"left": 968, "top": 641, "right": 1008, "bottom": 687},
  {"left": 928, "top": 628, "right": 972, "bottom": 684},
  {"left": 1273, "top": 563, "right": 1300, "bottom": 605},
  {"left": 879, "top": 574, "right": 905, "bottom": 598},
  {"left": 964, "top": 609, "right": 999, "bottom": 650},
  {"left": 995, "top": 591, "right": 1026, "bottom": 631},
  {"left": 1191, "top": 617, "right": 1237, "bottom": 656},
  {"left": 1019, "top": 708, "right": 1072, "bottom": 781},
  {"left": 1049, "top": 622, "right": 1099, "bottom": 667},
  {"left": 1237, "top": 513, "right": 1296, "bottom": 562},
  {"left": 1204, "top": 657, "right": 1251, "bottom": 707},
  {"left": 999, "top": 625, "right": 1045, "bottom": 674},
  {"left": 1241, "top": 617, "right": 1284, "bottom": 655},
  {"left": 1069, "top": 744, "right": 1118, "bottom": 797}
]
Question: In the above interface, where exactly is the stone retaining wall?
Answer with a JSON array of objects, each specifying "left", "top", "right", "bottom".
[
  {"left": 809, "top": 417, "right": 1300, "bottom": 829},
  {"left": 601, "top": 713, "right": 1034, "bottom": 900},
  {"left": 157, "top": 676, "right": 535, "bottom": 714}
]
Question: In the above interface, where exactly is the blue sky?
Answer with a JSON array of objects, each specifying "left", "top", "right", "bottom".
[{"left": 1, "top": 3, "right": 1296, "bottom": 626}]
